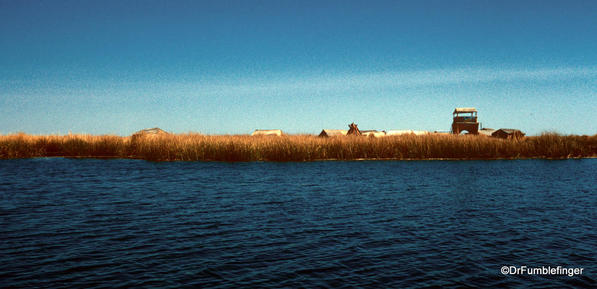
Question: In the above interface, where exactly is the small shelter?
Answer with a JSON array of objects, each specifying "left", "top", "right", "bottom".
[
  {"left": 132, "top": 127, "right": 168, "bottom": 138},
  {"left": 361, "top": 130, "right": 386, "bottom": 137},
  {"left": 412, "top": 130, "right": 429, "bottom": 136},
  {"left": 386, "top": 130, "right": 429, "bottom": 136},
  {"left": 133, "top": 127, "right": 168, "bottom": 136},
  {"left": 347, "top": 123, "right": 362, "bottom": 136},
  {"left": 478, "top": 128, "right": 496, "bottom": 137},
  {"left": 251, "top": 129, "right": 283, "bottom": 136},
  {"left": 386, "top": 130, "right": 413, "bottom": 136},
  {"left": 319, "top": 129, "right": 347, "bottom": 137},
  {"left": 131, "top": 127, "right": 170, "bottom": 145},
  {"left": 492, "top": 129, "right": 525, "bottom": 139}
]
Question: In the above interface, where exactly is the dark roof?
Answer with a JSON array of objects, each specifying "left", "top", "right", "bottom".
[
  {"left": 491, "top": 129, "right": 525, "bottom": 138},
  {"left": 495, "top": 129, "right": 522, "bottom": 134}
]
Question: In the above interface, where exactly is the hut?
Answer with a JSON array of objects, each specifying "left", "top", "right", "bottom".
[
  {"left": 133, "top": 127, "right": 168, "bottom": 136},
  {"left": 386, "top": 130, "right": 429, "bottom": 136},
  {"left": 478, "top": 128, "right": 496, "bottom": 137},
  {"left": 130, "top": 127, "right": 170, "bottom": 148},
  {"left": 386, "top": 130, "right": 413, "bottom": 136},
  {"left": 492, "top": 129, "right": 525, "bottom": 139},
  {"left": 361, "top": 130, "right": 386, "bottom": 137},
  {"left": 251, "top": 129, "right": 283, "bottom": 136},
  {"left": 412, "top": 130, "right": 430, "bottom": 136},
  {"left": 319, "top": 129, "right": 347, "bottom": 137},
  {"left": 347, "top": 123, "right": 362, "bottom": 136},
  {"left": 131, "top": 127, "right": 169, "bottom": 141}
]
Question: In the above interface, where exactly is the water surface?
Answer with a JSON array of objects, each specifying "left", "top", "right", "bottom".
[{"left": 1, "top": 159, "right": 595, "bottom": 288}]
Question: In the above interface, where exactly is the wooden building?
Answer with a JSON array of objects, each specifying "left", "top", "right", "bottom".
[{"left": 492, "top": 129, "right": 525, "bottom": 139}]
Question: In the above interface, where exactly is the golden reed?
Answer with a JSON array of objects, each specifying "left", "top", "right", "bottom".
[{"left": 1, "top": 132, "right": 596, "bottom": 161}]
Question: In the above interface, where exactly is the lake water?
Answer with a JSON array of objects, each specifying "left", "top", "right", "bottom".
[{"left": 1, "top": 158, "right": 595, "bottom": 288}]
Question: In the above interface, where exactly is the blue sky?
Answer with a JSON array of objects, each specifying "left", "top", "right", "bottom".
[{"left": 1, "top": 0, "right": 596, "bottom": 135}]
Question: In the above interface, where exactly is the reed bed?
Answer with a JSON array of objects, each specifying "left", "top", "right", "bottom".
[{"left": 1, "top": 132, "right": 596, "bottom": 161}]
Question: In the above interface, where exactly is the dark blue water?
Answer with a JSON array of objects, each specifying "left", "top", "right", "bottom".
[{"left": 1, "top": 159, "right": 595, "bottom": 288}]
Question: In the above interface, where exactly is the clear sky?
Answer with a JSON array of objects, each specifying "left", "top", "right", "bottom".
[{"left": 1, "top": 0, "right": 596, "bottom": 136}]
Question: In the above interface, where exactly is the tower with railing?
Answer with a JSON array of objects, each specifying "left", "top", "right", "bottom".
[{"left": 451, "top": 107, "right": 479, "bottom": 134}]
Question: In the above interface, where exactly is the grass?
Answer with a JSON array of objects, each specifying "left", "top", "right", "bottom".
[{"left": 1, "top": 132, "right": 596, "bottom": 161}]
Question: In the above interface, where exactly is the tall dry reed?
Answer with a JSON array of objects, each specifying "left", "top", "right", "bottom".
[{"left": 1, "top": 132, "right": 596, "bottom": 161}]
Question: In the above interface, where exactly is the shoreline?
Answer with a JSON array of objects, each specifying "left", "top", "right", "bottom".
[
  {"left": 2, "top": 133, "right": 596, "bottom": 162},
  {"left": 10, "top": 155, "right": 597, "bottom": 162}
]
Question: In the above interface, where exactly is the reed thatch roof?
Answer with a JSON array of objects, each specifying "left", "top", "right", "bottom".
[
  {"left": 318, "top": 129, "right": 347, "bottom": 137},
  {"left": 251, "top": 129, "right": 283, "bottom": 136},
  {"left": 478, "top": 128, "right": 496, "bottom": 136},
  {"left": 386, "top": 130, "right": 429, "bottom": 136},
  {"left": 492, "top": 129, "right": 525, "bottom": 139},
  {"left": 131, "top": 128, "right": 170, "bottom": 145},
  {"left": 347, "top": 123, "right": 361, "bottom": 136},
  {"left": 454, "top": 107, "right": 477, "bottom": 113},
  {"left": 132, "top": 127, "right": 168, "bottom": 136},
  {"left": 361, "top": 130, "right": 386, "bottom": 137}
]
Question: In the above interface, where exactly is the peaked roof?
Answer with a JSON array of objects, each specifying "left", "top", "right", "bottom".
[
  {"left": 347, "top": 123, "right": 361, "bottom": 136},
  {"left": 133, "top": 127, "right": 168, "bottom": 135},
  {"left": 319, "top": 129, "right": 347, "bottom": 137},
  {"left": 494, "top": 128, "right": 523, "bottom": 134}
]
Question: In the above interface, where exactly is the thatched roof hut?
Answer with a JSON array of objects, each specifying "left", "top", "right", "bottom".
[
  {"left": 251, "top": 129, "right": 283, "bottom": 136},
  {"left": 412, "top": 130, "right": 429, "bottom": 136},
  {"left": 347, "top": 123, "right": 361, "bottom": 136},
  {"left": 492, "top": 129, "right": 525, "bottom": 139},
  {"left": 131, "top": 127, "right": 170, "bottom": 144},
  {"left": 386, "top": 130, "right": 429, "bottom": 136},
  {"left": 318, "top": 129, "right": 347, "bottom": 137},
  {"left": 131, "top": 127, "right": 169, "bottom": 139},
  {"left": 386, "top": 130, "right": 412, "bottom": 136},
  {"left": 133, "top": 127, "right": 168, "bottom": 135},
  {"left": 478, "top": 128, "right": 496, "bottom": 136},
  {"left": 361, "top": 130, "right": 386, "bottom": 137}
]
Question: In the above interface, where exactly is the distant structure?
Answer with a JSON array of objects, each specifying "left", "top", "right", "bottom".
[
  {"left": 492, "top": 129, "right": 525, "bottom": 139},
  {"left": 452, "top": 107, "right": 479, "bottom": 135},
  {"left": 319, "top": 129, "right": 347, "bottom": 137},
  {"left": 131, "top": 127, "right": 169, "bottom": 141},
  {"left": 386, "top": 130, "right": 430, "bottom": 136},
  {"left": 478, "top": 128, "right": 496, "bottom": 137},
  {"left": 251, "top": 129, "right": 283, "bottom": 136},
  {"left": 133, "top": 127, "right": 168, "bottom": 136},
  {"left": 131, "top": 127, "right": 170, "bottom": 147},
  {"left": 347, "top": 123, "right": 362, "bottom": 136},
  {"left": 361, "top": 130, "right": 386, "bottom": 137},
  {"left": 433, "top": 130, "right": 452, "bottom": 135}
]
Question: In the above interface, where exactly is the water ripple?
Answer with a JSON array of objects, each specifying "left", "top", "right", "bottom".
[{"left": 0, "top": 159, "right": 595, "bottom": 288}]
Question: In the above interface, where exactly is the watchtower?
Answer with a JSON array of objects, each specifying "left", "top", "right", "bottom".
[{"left": 451, "top": 107, "right": 479, "bottom": 134}]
